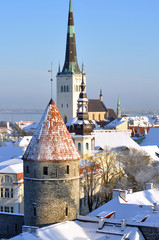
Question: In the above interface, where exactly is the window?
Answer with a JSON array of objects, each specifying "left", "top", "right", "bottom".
[
  {"left": 5, "top": 207, "right": 9, "bottom": 212},
  {"left": 99, "top": 114, "right": 101, "bottom": 120},
  {"left": 76, "top": 85, "right": 78, "bottom": 92},
  {"left": 64, "top": 116, "right": 67, "bottom": 124},
  {"left": 67, "top": 104, "right": 68, "bottom": 108},
  {"left": 66, "top": 166, "right": 69, "bottom": 174},
  {"left": 61, "top": 104, "right": 63, "bottom": 108},
  {"left": 11, "top": 207, "right": 13, "bottom": 213},
  {"left": 1, "top": 188, "right": 3, "bottom": 198},
  {"left": 93, "top": 114, "right": 95, "bottom": 120},
  {"left": 43, "top": 167, "right": 48, "bottom": 175},
  {"left": 66, "top": 207, "right": 68, "bottom": 216},
  {"left": 86, "top": 143, "right": 89, "bottom": 150},
  {"left": 78, "top": 143, "right": 81, "bottom": 151},
  {"left": 67, "top": 85, "right": 69, "bottom": 92},
  {"left": 61, "top": 86, "right": 63, "bottom": 92},
  {"left": 26, "top": 166, "right": 29, "bottom": 174},
  {"left": 5, "top": 175, "right": 9, "bottom": 182},
  {"left": 33, "top": 207, "right": 37, "bottom": 217},
  {"left": 0, "top": 206, "right": 3, "bottom": 212},
  {"left": 64, "top": 86, "right": 66, "bottom": 92},
  {"left": 11, "top": 189, "right": 13, "bottom": 198},
  {"left": 5, "top": 188, "right": 9, "bottom": 198}
]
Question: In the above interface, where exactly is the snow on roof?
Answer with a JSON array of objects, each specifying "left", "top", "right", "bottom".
[
  {"left": 140, "top": 145, "right": 159, "bottom": 161},
  {"left": 105, "top": 117, "right": 127, "bottom": 129},
  {"left": 66, "top": 117, "right": 77, "bottom": 127},
  {"left": 23, "top": 99, "right": 80, "bottom": 162},
  {"left": 23, "top": 122, "right": 39, "bottom": 133},
  {"left": 0, "top": 142, "right": 22, "bottom": 161},
  {"left": 10, "top": 218, "right": 144, "bottom": 240},
  {"left": 88, "top": 188, "right": 159, "bottom": 225},
  {"left": 141, "top": 127, "right": 159, "bottom": 146},
  {"left": 15, "top": 136, "right": 32, "bottom": 147},
  {"left": 0, "top": 157, "right": 23, "bottom": 174},
  {"left": 94, "top": 131, "right": 141, "bottom": 150}
]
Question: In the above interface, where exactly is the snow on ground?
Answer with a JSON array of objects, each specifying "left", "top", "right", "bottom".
[{"left": 140, "top": 145, "right": 159, "bottom": 161}]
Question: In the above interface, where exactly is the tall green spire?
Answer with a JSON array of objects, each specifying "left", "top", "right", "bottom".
[
  {"left": 61, "top": 0, "right": 80, "bottom": 74},
  {"left": 117, "top": 97, "right": 121, "bottom": 118}
]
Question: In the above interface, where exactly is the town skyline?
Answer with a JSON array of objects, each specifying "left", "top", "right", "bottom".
[{"left": 0, "top": 0, "right": 159, "bottom": 112}]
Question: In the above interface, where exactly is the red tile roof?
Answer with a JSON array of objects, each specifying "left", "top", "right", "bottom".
[{"left": 23, "top": 99, "right": 80, "bottom": 162}]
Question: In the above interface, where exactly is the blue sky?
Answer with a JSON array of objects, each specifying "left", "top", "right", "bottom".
[{"left": 0, "top": 0, "right": 159, "bottom": 112}]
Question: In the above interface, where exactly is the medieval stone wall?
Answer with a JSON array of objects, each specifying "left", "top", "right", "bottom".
[{"left": 24, "top": 160, "right": 80, "bottom": 227}]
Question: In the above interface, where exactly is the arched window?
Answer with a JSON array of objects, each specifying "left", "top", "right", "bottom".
[
  {"left": 5, "top": 175, "right": 13, "bottom": 183},
  {"left": 61, "top": 86, "right": 63, "bottom": 92},
  {"left": 99, "top": 114, "right": 101, "bottom": 120},
  {"left": 64, "top": 86, "right": 66, "bottom": 92},
  {"left": 76, "top": 85, "right": 78, "bottom": 92},
  {"left": 93, "top": 114, "right": 95, "bottom": 120},
  {"left": 86, "top": 143, "right": 89, "bottom": 150},
  {"left": 67, "top": 85, "right": 69, "bottom": 92},
  {"left": 78, "top": 143, "right": 81, "bottom": 152}
]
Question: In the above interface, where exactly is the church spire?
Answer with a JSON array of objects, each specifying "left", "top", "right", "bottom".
[
  {"left": 117, "top": 97, "right": 121, "bottom": 118},
  {"left": 61, "top": 0, "right": 80, "bottom": 74}
]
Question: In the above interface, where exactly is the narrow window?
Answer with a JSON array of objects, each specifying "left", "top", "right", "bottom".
[
  {"left": 86, "top": 143, "right": 89, "bottom": 150},
  {"left": 11, "top": 189, "right": 13, "bottom": 198},
  {"left": 26, "top": 166, "right": 29, "bottom": 174},
  {"left": 64, "top": 86, "right": 66, "bottom": 92},
  {"left": 61, "top": 86, "right": 63, "bottom": 92},
  {"left": 78, "top": 143, "right": 81, "bottom": 151},
  {"left": 5, "top": 175, "right": 9, "bottom": 182},
  {"left": 67, "top": 85, "right": 69, "bottom": 92},
  {"left": 67, "top": 104, "right": 68, "bottom": 108},
  {"left": 0, "top": 206, "right": 3, "bottom": 212},
  {"left": 11, "top": 207, "right": 13, "bottom": 213},
  {"left": 76, "top": 85, "right": 78, "bottom": 92},
  {"left": 5, "top": 206, "right": 9, "bottom": 212},
  {"left": 43, "top": 167, "right": 48, "bottom": 175},
  {"left": 5, "top": 188, "right": 9, "bottom": 198},
  {"left": 15, "top": 224, "right": 18, "bottom": 232},
  {"left": 99, "top": 114, "right": 101, "bottom": 120},
  {"left": 61, "top": 104, "right": 63, "bottom": 108},
  {"left": 33, "top": 207, "right": 37, "bottom": 217},
  {"left": 1, "top": 188, "right": 3, "bottom": 198},
  {"left": 93, "top": 114, "right": 95, "bottom": 120},
  {"left": 64, "top": 116, "right": 67, "bottom": 124},
  {"left": 66, "top": 207, "right": 68, "bottom": 216},
  {"left": 67, "top": 165, "right": 69, "bottom": 174}
]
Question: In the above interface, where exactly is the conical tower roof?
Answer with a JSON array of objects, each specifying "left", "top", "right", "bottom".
[
  {"left": 23, "top": 99, "right": 80, "bottom": 161},
  {"left": 61, "top": 0, "right": 80, "bottom": 74}
]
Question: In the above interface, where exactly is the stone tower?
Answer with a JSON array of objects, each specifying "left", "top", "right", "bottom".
[
  {"left": 57, "top": 0, "right": 86, "bottom": 123},
  {"left": 117, "top": 97, "right": 121, "bottom": 118},
  {"left": 23, "top": 98, "right": 80, "bottom": 227}
]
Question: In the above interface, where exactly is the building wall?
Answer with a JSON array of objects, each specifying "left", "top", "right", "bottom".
[
  {"left": 0, "top": 213, "right": 24, "bottom": 239},
  {"left": 24, "top": 160, "right": 80, "bottom": 227},
  {"left": 88, "top": 112, "right": 106, "bottom": 121},
  {"left": 57, "top": 73, "right": 86, "bottom": 122},
  {"left": 73, "top": 135, "right": 95, "bottom": 157},
  {"left": 116, "top": 121, "right": 128, "bottom": 131},
  {"left": 0, "top": 173, "right": 24, "bottom": 214}
]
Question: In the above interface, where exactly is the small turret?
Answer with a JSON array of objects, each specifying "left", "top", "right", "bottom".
[{"left": 100, "top": 89, "right": 103, "bottom": 101}]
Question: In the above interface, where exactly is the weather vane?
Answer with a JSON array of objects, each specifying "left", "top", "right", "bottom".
[{"left": 48, "top": 62, "right": 53, "bottom": 99}]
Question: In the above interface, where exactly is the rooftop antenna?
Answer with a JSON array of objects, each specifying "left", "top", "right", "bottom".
[{"left": 48, "top": 62, "right": 53, "bottom": 99}]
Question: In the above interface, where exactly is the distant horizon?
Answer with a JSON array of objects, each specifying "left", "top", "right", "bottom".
[{"left": 0, "top": 0, "right": 159, "bottom": 111}]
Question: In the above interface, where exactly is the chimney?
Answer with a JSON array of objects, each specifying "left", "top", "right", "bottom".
[
  {"left": 127, "top": 189, "right": 133, "bottom": 194},
  {"left": 98, "top": 217, "right": 104, "bottom": 229},
  {"left": 113, "top": 189, "right": 121, "bottom": 199},
  {"left": 119, "top": 190, "right": 127, "bottom": 201},
  {"left": 121, "top": 219, "right": 126, "bottom": 231},
  {"left": 146, "top": 183, "right": 153, "bottom": 190},
  {"left": 153, "top": 202, "right": 158, "bottom": 212}
]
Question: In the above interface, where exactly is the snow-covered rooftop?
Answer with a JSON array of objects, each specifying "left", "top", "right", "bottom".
[
  {"left": 94, "top": 131, "right": 141, "bottom": 150},
  {"left": 23, "top": 99, "right": 80, "bottom": 161},
  {"left": 0, "top": 141, "right": 22, "bottom": 161},
  {"left": 0, "top": 157, "right": 23, "bottom": 174},
  {"left": 141, "top": 127, "right": 159, "bottom": 146},
  {"left": 15, "top": 136, "right": 32, "bottom": 147},
  {"left": 105, "top": 117, "right": 127, "bottom": 129}
]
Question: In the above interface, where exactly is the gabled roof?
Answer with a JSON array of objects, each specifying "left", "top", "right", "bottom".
[
  {"left": 141, "top": 127, "right": 159, "bottom": 147},
  {"left": 107, "top": 108, "right": 117, "bottom": 119},
  {"left": 23, "top": 99, "right": 80, "bottom": 162},
  {"left": 88, "top": 99, "right": 108, "bottom": 112}
]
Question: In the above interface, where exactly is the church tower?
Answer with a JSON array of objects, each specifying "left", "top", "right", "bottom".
[
  {"left": 117, "top": 97, "right": 121, "bottom": 118},
  {"left": 23, "top": 98, "right": 80, "bottom": 227},
  {"left": 57, "top": 0, "right": 86, "bottom": 123}
]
